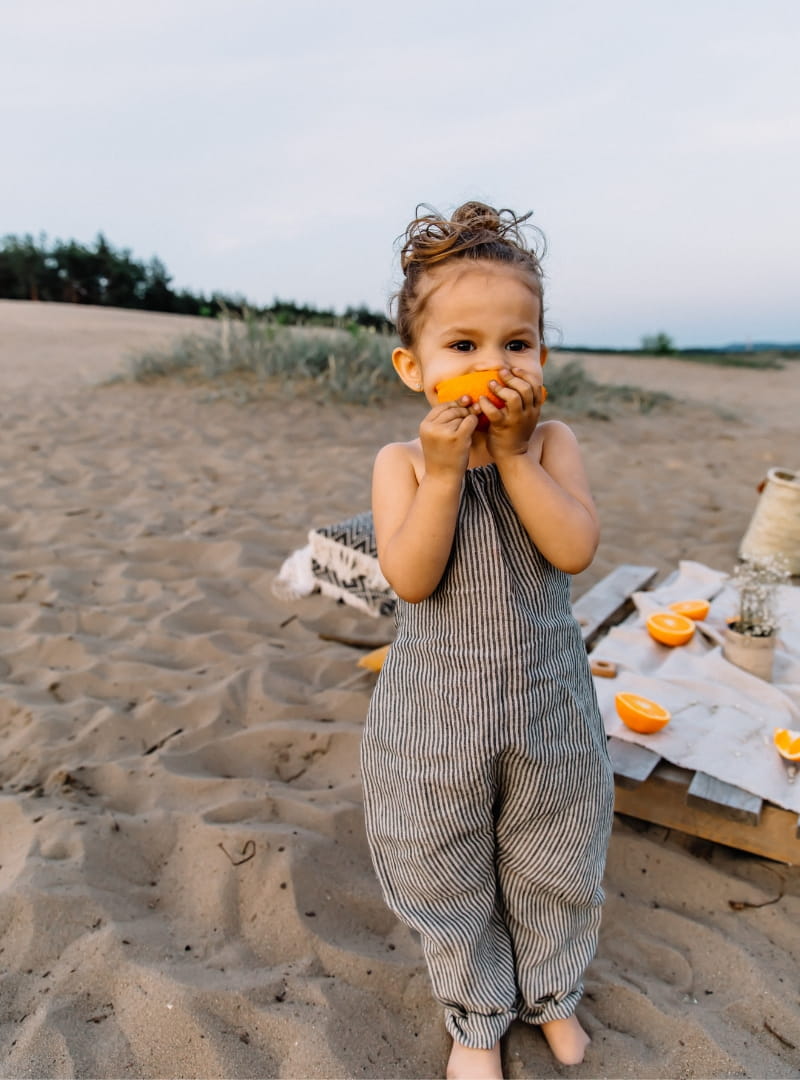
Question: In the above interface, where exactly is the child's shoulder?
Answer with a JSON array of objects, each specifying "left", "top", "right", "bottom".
[
  {"left": 374, "top": 438, "right": 424, "bottom": 479},
  {"left": 539, "top": 417, "right": 579, "bottom": 436},
  {"left": 531, "top": 419, "right": 587, "bottom": 470},
  {"left": 533, "top": 418, "right": 581, "bottom": 449}
]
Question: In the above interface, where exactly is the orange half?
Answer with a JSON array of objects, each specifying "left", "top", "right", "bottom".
[
  {"left": 773, "top": 728, "right": 800, "bottom": 761},
  {"left": 615, "top": 692, "right": 671, "bottom": 734},
  {"left": 669, "top": 599, "right": 710, "bottom": 621},
  {"left": 646, "top": 611, "right": 695, "bottom": 647}
]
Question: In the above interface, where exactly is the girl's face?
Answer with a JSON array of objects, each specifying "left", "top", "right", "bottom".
[{"left": 393, "top": 260, "right": 547, "bottom": 406}]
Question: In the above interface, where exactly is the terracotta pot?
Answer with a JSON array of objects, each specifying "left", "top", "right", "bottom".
[{"left": 723, "top": 622, "right": 776, "bottom": 681}]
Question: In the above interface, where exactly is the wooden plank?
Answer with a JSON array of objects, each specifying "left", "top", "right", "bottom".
[
  {"left": 608, "top": 737, "right": 661, "bottom": 789},
  {"left": 613, "top": 765, "right": 800, "bottom": 865},
  {"left": 582, "top": 562, "right": 800, "bottom": 859},
  {"left": 687, "top": 771, "right": 763, "bottom": 826},
  {"left": 574, "top": 564, "right": 658, "bottom": 648}
]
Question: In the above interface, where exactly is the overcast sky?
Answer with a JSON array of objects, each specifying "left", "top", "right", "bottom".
[{"left": 3, "top": 0, "right": 799, "bottom": 347}]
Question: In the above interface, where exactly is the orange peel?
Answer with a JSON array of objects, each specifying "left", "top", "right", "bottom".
[
  {"left": 669, "top": 599, "right": 710, "bottom": 621},
  {"left": 436, "top": 371, "right": 505, "bottom": 430},
  {"left": 615, "top": 692, "right": 671, "bottom": 734},
  {"left": 646, "top": 611, "right": 695, "bottom": 647},
  {"left": 436, "top": 370, "right": 505, "bottom": 407},
  {"left": 435, "top": 370, "right": 546, "bottom": 430}
]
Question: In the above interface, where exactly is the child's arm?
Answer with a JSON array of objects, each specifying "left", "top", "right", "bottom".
[
  {"left": 372, "top": 403, "right": 477, "bottom": 602},
  {"left": 482, "top": 369, "right": 599, "bottom": 574},
  {"left": 495, "top": 421, "right": 600, "bottom": 574}
]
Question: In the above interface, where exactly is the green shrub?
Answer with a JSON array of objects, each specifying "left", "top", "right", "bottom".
[
  {"left": 127, "top": 322, "right": 674, "bottom": 416},
  {"left": 128, "top": 315, "right": 399, "bottom": 404},
  {"left": 546, "top": 360, "right": 672, "bottom": 418},
  {"left": 641, "top": 331, "right": 675, "bottom": 355}
]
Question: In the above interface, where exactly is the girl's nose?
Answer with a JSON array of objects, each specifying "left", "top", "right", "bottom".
[{"left": 476, "top": 351, "right": 505, "bottom": 370}]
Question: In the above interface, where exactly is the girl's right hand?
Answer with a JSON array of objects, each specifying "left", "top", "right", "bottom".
[{"left": 419, "top": 401, "right": 478, "bottom": 479}]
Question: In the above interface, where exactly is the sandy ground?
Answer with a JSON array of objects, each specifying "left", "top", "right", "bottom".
[{"left": 0, "top": 300, "right": 798, "bottom": 1079}]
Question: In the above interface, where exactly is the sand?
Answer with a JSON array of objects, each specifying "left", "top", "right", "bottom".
[{"left": 0, "top": 299, "right": 798, "bottom": 1079}]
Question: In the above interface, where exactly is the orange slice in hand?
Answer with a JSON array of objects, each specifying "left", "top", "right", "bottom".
[
  {"left": 773, "top": 728, "right": 800, "bottom": 761},
  {"left": 436, "top": 370, "right": 506, "bottom": 407},
  {"left": 669, "top": 599, "right": 710, "bottom": 621},
  {"left": 646, "top": 611, "right": 695, "bottom": 646},
  {"left": 435, "top": 371, "right": 546, "bottom": 429},
  {"left": 436, "top": 370, "right": 505, "bottom": 431},
  {"left": 615, "top": 692, "right": 671, "bottom": 734}
]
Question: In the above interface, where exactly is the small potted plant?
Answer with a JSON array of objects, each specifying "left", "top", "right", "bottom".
[{"left": 723, "top": 555, "right": 789, "bottom": 680}]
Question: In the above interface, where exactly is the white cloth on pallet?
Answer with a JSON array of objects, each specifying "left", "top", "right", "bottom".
[{"left": 591, "top": 560, "right": 800, "bottom": 814}]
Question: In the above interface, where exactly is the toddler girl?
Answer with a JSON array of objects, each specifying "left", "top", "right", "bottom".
[{"left": 361, "top": 202, "right": 613, "bottom": 1080}]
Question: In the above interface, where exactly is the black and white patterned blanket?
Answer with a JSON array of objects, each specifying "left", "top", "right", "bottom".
[{"left": 273, "top": 511, "right": 396, "bottom": 617}]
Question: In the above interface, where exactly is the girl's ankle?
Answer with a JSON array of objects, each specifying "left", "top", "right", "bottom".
[
  {"left": 446, "top": 1039, "right": 503, "bottom": 1080},
  {"left": 540, "top": 1015, "right": 590, "bottom": 1065}
]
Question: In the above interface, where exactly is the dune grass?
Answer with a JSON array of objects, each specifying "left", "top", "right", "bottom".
[
  {"left": 565, "top": 345, "right": 799, "bottom": 369},
  {"left": 545, "top": 360, "right": 672, "bottom": 418},
  {"left": 128, "top": 315, "right": 398, "bottom": 405},
  {"left": 126, "top": 315, "right": 673, "bottom": 414},
  {"left": 669, "top": 350, "right": 794, "bottom": 370}
]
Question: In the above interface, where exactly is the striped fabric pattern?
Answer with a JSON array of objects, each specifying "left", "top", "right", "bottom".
[{"left": 361, "top": 463, "right": 614, "bottom": 1049}]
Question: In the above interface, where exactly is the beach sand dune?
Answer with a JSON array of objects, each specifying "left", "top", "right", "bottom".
[{"left": 1, "top": 301, "right": 798, "bottom": 1078}]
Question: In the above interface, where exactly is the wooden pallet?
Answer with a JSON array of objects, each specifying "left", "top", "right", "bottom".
[{"left": 574, "top": 565, "right": 800, "bottom": 865}]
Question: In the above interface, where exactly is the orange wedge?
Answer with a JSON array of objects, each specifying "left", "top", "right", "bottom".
[
  {"left": 669, "top": 599, "right": 710, "bottom": 621},
  {"left": 436, "top": 370, "right": 505, "bottom": 408},
  {"left": 615, "top": 693, "right": 671, "bottom": 734},
  {"left": 357, "top": 643, "right": 391, "bottom": 673},
  {"left": 436, "top": 370, "right": 505, "bottom": 431},
  {"left": 773, "top": 728, "right": 800, "bottom": 761},
  {"left": 646, "top": 611, "right": 695, "bottom": 647}
]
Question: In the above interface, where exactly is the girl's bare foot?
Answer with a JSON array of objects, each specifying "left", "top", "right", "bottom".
[
  {"left": 446, "top": 1039, "right": 503, "bottom": 1079},
  {"left": 540, "top": 1015, "right": 590, "bottom": 1065}
]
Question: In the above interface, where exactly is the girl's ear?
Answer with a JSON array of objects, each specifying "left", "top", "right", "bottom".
[
  {"left": 541, "top": 345, "right": 548, "bottom": 367},
  {"left": 392, "top": 347, "right": 424, "bottom": 392}
]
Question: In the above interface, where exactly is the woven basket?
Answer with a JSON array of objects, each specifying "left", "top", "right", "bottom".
[{"left": 739, "top": 467, "right": 800, "bottom": 575}]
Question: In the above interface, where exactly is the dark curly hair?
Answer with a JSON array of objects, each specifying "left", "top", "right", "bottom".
[{"left": 392, "top": 201, "right": 546, "bottom": 347}]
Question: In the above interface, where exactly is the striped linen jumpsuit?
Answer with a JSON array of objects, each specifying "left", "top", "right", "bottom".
[{"left": 361, "top": 463, "right": 614, "bottom": 1049}]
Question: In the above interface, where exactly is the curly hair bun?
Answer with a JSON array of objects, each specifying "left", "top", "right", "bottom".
[
  {"left": 393, "top": 200, "right": 545, "bottom": 346},
  {"left": 399, "top": 201, "right": 538, "bottom": 273},
  {"left": 450, "top": 201, "right": 504, "bottom": 232}
]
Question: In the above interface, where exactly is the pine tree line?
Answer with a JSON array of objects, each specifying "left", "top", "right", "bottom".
[{"left": 0, "top": 232, "right": 393, "bottom": 330}]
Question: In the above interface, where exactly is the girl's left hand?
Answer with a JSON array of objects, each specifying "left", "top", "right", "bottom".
[{"left": 477, "top": 367, "right": 544, "bottom": 458}]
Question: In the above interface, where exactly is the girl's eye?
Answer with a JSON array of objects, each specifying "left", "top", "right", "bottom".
[
  {"left": 506, "top": 340, "right": 530, "bottom": 352},
  {"left": 451, "top": 341, "right": 475, "bottom": 352}
]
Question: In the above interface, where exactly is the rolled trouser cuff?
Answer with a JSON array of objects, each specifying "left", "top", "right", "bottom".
[
  {"left": 444, "top": 1006, "right": 516, "bottom": 1049},
  {"left": 518, "top": 987, "right": 582, "bottom": 1027}
]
